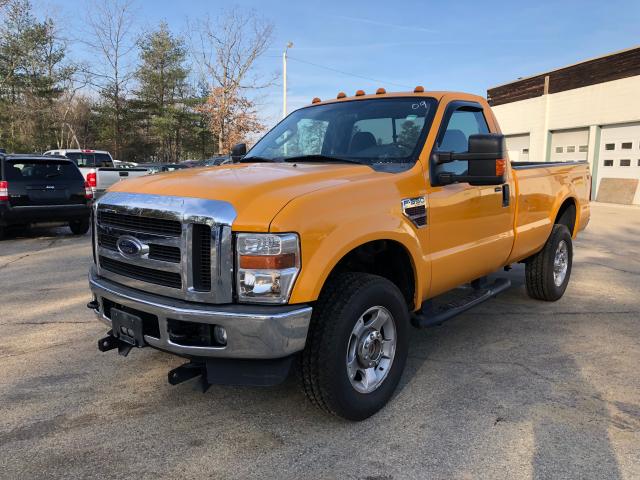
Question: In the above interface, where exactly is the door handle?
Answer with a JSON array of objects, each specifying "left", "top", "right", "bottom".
[{"left": 494, "top": 187, "right": 502, "bottom": 192}]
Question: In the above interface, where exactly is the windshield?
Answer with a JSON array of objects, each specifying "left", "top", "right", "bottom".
[{"left": 245, "top": 97, "right": 437, "bottom": 171}]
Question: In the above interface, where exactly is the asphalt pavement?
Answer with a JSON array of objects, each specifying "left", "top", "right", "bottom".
[{"left": 1, "top": 203, "right": 639, "bottom": 479}]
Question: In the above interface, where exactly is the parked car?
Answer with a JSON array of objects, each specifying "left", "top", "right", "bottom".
[
  {"left": 43, "top": 149, "right": 149, "bottom": 198},
  {"left": 88, "top": 89, "right": 590, "bottom": 420},
  {"left": 0, "top": 154, "right": 92, "bottom": 239},
  {"left": 179, "top": 159, "right": 202, "bottom": 168},
  {"left": 112, "top": 160, "right": 139, "bottom": 169},
  {"left": 202, "top": 156, "right": 232, "bottom": 167},
  {"left": 138, "top": 163, "right": 189, "bottom": 174}
]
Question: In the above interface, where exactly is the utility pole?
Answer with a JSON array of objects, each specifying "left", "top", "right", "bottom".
[{"left": 283, "top": 42, "right": 293, "bottom": 118}]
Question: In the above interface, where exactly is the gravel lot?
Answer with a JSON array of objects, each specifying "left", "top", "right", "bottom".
[{"left": 1, "top": 203, "right": 639, "bottom": 479}]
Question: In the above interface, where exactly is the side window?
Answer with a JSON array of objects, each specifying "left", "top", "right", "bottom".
[{"left": 436, "top": 107, "right": 489, "bottom": 176}]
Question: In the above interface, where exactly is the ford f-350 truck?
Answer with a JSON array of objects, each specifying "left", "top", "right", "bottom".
[{"left": 88, "top": 89, "right": 590, "bottom": 420}]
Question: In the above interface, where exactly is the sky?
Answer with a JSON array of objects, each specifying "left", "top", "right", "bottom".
[{"left": 37, "top": 0, "right": 640, "bottom": 127}]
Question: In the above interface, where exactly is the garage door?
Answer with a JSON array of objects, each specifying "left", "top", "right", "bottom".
[
  {"left": 550, "top": 128, "right": 589, "bottom": 162},
  {"left": 597, "top": 122, "right": 640, "bottom": 204},
  {"left": 505, "top": 134, "right": 530, "bottom": 161}
]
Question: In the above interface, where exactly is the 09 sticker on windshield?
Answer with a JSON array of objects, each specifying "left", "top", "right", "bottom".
[{"left": 411, "top": 101, "right": 429, "bottom": 110}]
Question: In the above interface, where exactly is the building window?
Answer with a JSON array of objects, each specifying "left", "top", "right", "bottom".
[
  {"left": 620, "top": 159, "right": 631, "bottom": 166},
  {"left": 555, "top": 146, "right": 563, "bottom": 153},
  {"left": 522, "top": 148, "right": 529, "bottom": 154},
  {"left": 566, "top": 146, "right": 575, "bottom": 153},
  {"left": 604, "top": 160, "right": 613, "bottom": 166},
  {"left": 605, "top": 143, "right": 615, "bottom": 150},
  {"left": 621, "top": 142, "right": 632, "bottom": 149},
  {"left": 579, "top": 145, "right": 588, "bottom": 152}
]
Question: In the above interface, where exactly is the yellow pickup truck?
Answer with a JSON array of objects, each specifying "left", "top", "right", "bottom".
[{"left": 88, "top": 88, "right": 590, "bottom": 420}]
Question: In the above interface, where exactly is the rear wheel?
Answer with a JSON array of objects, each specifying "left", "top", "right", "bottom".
[
  {"left": 525, "top": 224, "right": 573, "bottom": 301},
  {"left": 301, "top": 273, "right": 409, "bottom": 420},
  {"left": 69, "top": 219, "right": 90, "bottom": 235}
]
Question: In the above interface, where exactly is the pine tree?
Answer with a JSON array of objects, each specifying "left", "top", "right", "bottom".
[{"left": 135, "top": 22, "right": 189, "bottom": 162}]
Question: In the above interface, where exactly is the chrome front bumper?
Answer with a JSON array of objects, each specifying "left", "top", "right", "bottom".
[{"left": 89, "top": 267, "right": 312, "bottom": 359}]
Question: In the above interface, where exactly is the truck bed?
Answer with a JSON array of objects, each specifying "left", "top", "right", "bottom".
[{"left": 507, "top": 160, "right": 591, "bottom": 263}]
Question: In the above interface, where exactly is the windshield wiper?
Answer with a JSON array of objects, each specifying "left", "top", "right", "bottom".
[
  {"left": 240, "top": 156, "right": 280, "bottom": 163},
  {"left": 281, "top": 154, "right": 365, "bottom": 165}
]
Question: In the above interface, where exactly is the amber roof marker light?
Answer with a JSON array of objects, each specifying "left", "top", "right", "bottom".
[
  {"left": 355, "top": 89, "right": 365, "bottom": 96},
  {"left": 337, "top": 92, "right": 347, "bottom": 99},
  {"left": 376, "top": 88, "right": 386, "bottom": 94},
  {"left": 414, "top": 85, "right": 425, "bottom": 93},
  {"left": 311, "top": 97, "right": 321, "bottom": 104}
]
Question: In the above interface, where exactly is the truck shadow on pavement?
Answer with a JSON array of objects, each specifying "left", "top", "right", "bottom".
[{"left": 395, "top": 263, "right": 626, "bottom": 479}]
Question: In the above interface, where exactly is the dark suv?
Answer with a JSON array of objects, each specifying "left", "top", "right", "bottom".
[{"left": 0, "top": 154, "right": 92, "bottom": 239}]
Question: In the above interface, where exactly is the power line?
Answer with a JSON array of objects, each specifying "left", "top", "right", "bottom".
[{"left": 286, "top": 55, "right": 412, "bottom": 90}]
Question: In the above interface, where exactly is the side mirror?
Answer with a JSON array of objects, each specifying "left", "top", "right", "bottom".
[
  {"left": 434, "top": 133, "right": 506, "bottom": 186},
  {"left": 230, "top": 143, "right": 247, "bottom": 162}
]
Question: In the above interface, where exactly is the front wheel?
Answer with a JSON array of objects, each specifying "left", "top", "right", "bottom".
[
  {"left": 301, "top": 273, "right": 409, "bottom": 420},
  {"left": 525, "top": 224, "right": 573, "bottom": 301},
  {"left": 69, "top": 219, "right": 90, "bottom": 235}
]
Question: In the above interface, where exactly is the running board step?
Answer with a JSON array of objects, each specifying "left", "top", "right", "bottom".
[{"left": 411, "top": 278, "right": 511, "bottom": 328}]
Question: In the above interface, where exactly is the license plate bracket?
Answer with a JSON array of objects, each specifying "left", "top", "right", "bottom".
[{"left": 111, "top": 308, "right": 145, "bottom": 347}]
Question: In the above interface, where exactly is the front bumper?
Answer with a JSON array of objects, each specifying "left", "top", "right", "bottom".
[{"left": 89, "top": 267, "right": 312, "bottom": 359}]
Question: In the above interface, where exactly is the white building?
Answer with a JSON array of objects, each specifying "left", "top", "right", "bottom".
[{"left": 487, "top": 46, "right": 640, "bottom": 205}]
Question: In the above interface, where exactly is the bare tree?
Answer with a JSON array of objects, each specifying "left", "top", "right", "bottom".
[
  {"left": 83, "top": 0, "right": 136, "bottom": 158},
  {"left": 190, "top": 8, "right": 274, "bottom": 153}
]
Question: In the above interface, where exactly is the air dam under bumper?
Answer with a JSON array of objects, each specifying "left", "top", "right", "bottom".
[{"left": 89, "top": 267, "right": 312, "bottom": 359}]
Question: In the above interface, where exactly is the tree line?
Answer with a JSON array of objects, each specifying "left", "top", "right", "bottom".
[{"left": 0, "top": 0, "right": 273, "bottom": 162}]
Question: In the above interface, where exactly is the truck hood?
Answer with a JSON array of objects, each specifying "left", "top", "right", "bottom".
[{"left": 107, "top": 162, "right": 380, "bottom": 230}]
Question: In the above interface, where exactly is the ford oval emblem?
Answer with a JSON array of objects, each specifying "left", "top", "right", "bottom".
[{"left": 116, "top": 235, "right": 148, "bottom": 258}]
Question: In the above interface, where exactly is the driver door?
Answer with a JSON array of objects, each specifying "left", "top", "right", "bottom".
[{"left": 427, "top": 101, "right": 514, "bottom": 297}]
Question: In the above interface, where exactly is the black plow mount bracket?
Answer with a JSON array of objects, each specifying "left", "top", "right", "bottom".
[
  {"left": 97, "top": 330, "right": 295, "bottom": 391},
  {"left": 98, "top": 331, "right": 137, "bottom": 357}
]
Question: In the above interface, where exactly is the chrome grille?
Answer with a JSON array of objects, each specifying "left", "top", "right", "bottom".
[
  {"left": 98, "top": 211, "right": 182, "bottom": 236},
  {"left": 98, "top": 232, "right": 180, "bottom": 263},
  {"left": 99, "top": 255, "right": 182, "bottom": 288},
  {"left": 94, "top": 192, "right": 236, "bottom": 304}
]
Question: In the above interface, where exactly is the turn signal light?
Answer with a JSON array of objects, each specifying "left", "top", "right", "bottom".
[
  {"left": 239, "top": 253, "right": 297, "bottom": 269},
  {"left": 496, "top": 159, "right": 506, "bottom": 176},
  {"left": 0, "top": 180, "right": 8, "bottom": 201}
]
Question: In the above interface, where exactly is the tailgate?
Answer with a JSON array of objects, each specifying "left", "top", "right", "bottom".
[
  {"left": 5, "top": 159, "right": 86, "bottom": 206},
  {"left": 97, "top": 168, "right": 149, "bottom": 190}
]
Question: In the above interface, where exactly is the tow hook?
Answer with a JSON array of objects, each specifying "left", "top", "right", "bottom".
[{"left": 87, "top": 298, "right": 99, "bottom": 310}]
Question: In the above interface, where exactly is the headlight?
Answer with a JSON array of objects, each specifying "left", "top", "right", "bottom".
[{"left": 236, "top": 233, "right": 300, "bottom": 304}]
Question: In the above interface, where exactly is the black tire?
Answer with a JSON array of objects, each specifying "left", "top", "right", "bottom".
[
  {"left": 301, "top": 273, "right": 409, "bottom": 421},
  {"left": 525, "top": 224, "right": 573, "bottom": 301},
  {"left": 69, "top": 219, "right": 90, "bottom": 235}
]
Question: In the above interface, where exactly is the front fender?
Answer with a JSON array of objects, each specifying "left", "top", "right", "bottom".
[{"left": 268, "top": 172, "right": 427, "bottom": 307}]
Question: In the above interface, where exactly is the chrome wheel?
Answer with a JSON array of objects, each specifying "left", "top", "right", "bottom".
[
  {"left": 553, "top": 240, "right": 569, "bottom": 287},
  {"left": 346, "top": 306, "right": 397, "bottom": 394}
]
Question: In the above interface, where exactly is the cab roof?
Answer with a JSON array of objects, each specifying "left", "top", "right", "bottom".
[{"left": 307, "top": 89, "right": 487, "bottom": 107}]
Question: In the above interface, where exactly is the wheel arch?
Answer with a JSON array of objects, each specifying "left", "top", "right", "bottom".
[
  {"left": 553, "top": 196, "right": 578, "bottom": 237},
  {"left": 289, "top": 231, "right": 424, "bottom": 310}
]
